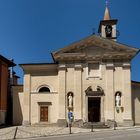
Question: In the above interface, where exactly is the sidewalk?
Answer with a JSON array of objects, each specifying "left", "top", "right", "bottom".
[{"left": 0, "top": 125, "right": 140, "bottom": 140}]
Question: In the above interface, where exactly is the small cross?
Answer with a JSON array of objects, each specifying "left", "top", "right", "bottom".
[{"left": 106, "top": 0, "right": 108, "bottom": 6}]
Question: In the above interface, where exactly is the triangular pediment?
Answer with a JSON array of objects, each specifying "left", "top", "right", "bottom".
[{"left": 52, "top": 35, "right": 139, "bottom": 62}]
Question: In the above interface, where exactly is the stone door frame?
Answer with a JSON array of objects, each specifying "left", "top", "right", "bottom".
[
  {"left": 88, "top": 97, "right": 101, "bottom": 122},
  {"left": 86, "top": 96, "right": 105, "bottom": 123},
  {"left": 40, "top": 106, "right": 49, "bottom": 122}
]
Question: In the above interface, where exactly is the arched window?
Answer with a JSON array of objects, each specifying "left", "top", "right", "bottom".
[{"left": 38, "top": 87, "right": 50, "bottom": 93}]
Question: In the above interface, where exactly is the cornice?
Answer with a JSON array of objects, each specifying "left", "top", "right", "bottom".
[
  {"left": 54, "top": 52, "right": 134, "bottom": 62},
  {"left": 20, "top": 64, "right": 57, "bottom": 73}
]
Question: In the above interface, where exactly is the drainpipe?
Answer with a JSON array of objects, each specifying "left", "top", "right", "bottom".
[
  {"left": 29, "top": 75, "right": 31, "bottom": 125},
  {"left": 0, "top": 62, "right": 2, "bottom": 118},
  {"left": 113, "top": 67, "right": 116, "bottom": 130}
]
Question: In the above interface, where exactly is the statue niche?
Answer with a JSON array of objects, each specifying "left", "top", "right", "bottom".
[
  {"left": 67, "top": 92, "right": 74, "bottom": 110},
  {"left": 115, "top": 91, "right": 122, "bottom": 107}
]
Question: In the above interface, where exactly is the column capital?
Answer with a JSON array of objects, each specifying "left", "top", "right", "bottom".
[
  {"left": 58, "top": 64, "right": 67, "bottom": 70},
  {"left": 106, "top": 63, "right": 114, "bottom": 69},
  {"left": 122, "top": 62, "right": 131, "bottom": 69},
  {"left": 74, "top": 63, "right": 82, "bottom": 70}
]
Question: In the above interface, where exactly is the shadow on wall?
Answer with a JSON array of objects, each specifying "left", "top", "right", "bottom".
[
  {"left": 12, "top": 85, "right": 23, "bottom": 126},
  {"left": 132, "top": 82, "right": 140, "bottom": 125}
]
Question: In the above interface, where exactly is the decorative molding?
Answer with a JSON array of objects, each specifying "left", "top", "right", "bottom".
[
  {"left": 36, "top": 84, "right": 53, "bottom": 92},
  {"left": 38, "top": 102, "right": 52, "bottom": 106},
  {"left": 31, "top": 92, "right": 58, "bottom": 94},
  {"left": 85, "top": 86, "right": 104, "bottom": 96}
]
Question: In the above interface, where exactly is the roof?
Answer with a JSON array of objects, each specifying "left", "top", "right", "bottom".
[
  {"left": 104, "top": 5, "right": 111, "bottom": 20},
  {"left": 0, "top": 55, "right": 16, "bottom": 67},
  {"left": 52, "top": 34, "right": 140, "bottom": 62},
  {"left": 19, "top": 62, "right": 57, "bottom": 66},
  {"left": 19, "top": 63, "right": 57, "bottom": 73},
  {"left": 132, "top": 81, "right": 140, "bottom": 86}
]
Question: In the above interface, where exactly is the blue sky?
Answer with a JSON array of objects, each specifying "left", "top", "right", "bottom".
[{"left": 0, "top": 0, "right": 139, "bottom": 83}]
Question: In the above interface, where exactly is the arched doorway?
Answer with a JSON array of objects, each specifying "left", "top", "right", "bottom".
[{"left": 85, "top": 86, "right": 104, "bottom": 122}]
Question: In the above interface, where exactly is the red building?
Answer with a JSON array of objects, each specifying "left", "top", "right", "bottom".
[{"left": 0, "top": 55, "right": 16, "bottom": 125}]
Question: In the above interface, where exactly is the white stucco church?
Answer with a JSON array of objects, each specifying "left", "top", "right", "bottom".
[{"left": 13, "top": 3, "right": 140, "bottom": 127}]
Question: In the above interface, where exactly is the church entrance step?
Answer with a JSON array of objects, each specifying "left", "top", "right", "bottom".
[
  {"left": 82, "top": 122, "right": 110, "bottom": 129},
  {"left": 32, "top": 122, "right": 57, "bottom": 127}
]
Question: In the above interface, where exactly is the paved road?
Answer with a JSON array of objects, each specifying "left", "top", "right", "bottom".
[{"left": 24, "top": 128, "right": 140, "bottom": 140}]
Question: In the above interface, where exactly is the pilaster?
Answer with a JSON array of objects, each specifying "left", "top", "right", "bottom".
[
  {"left": 23, "top": 74, "right": 31, "bottom": 125},
  {"left": 100, "top": 63, "right": 105, "bottom": 122},
  {"left": 57, "top": 64, "right": 67, "bottom": 126},
  {"left": 122, "top": 63, "right": 133, "bottom": 126},
  {"left": 74, "top": 63, "right": 82, "bottom": 120},
  {"left": 101, "top": 97, "right": 105, "bottom": 122},
  {"left": 105, "top": 63, "right": 115, "bottom": 120}
]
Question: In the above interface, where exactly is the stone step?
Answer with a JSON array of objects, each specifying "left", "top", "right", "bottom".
[
  {"left": 32, "top": 123, "right": 57, "bottom": 127},
  {"left": 82, "top": 122, "right": 110, "bottom": 129}
]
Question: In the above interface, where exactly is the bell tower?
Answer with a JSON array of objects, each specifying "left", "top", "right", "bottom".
[{"left": 98, "top": 1, "right": 118, "bottom": 41}]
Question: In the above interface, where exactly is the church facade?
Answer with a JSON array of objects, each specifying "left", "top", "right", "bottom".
[{"left": 14, "top": 5, "right": 140, "bottom": 127}]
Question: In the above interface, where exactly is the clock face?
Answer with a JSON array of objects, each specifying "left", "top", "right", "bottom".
[{"left": 105, "top": 25, "right": 112, "bottom": 37}]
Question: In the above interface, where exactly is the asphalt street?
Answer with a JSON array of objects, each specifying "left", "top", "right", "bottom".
[{"left": 23, "top": 128, "right": 140, "bottom": 140}]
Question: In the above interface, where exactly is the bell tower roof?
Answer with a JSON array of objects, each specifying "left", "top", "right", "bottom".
[{"left": 104, "top": 4, "right": 111, "bottom": 20}]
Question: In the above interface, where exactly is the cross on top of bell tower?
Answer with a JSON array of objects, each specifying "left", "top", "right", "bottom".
[{"left": 106, "top": 0, "right": 108, "bottom": 5}]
